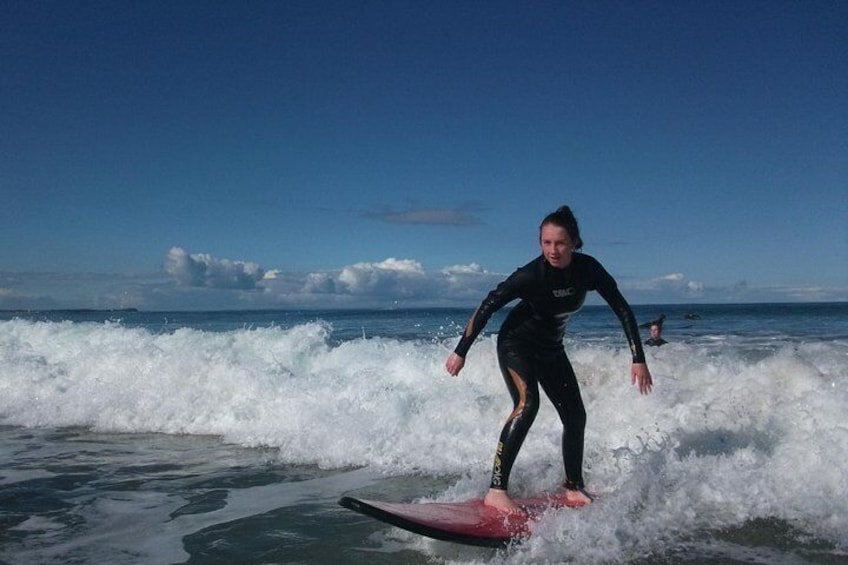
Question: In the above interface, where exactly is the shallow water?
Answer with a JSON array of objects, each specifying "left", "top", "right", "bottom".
[{"left": 2, "top": 304, "right": 847, "bottom": 563}]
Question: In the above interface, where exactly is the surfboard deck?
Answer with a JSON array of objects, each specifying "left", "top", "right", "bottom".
[{"left": 339, "top": 492, "right": 587, "bottom": 547}]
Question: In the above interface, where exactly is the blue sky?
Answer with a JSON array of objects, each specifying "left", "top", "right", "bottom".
[{"left": 1, "top": 1, "right": 845, "bottom": 310}]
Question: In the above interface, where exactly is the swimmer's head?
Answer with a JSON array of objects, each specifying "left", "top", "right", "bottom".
[{"left": 540, "top": 206, "right": 583, "bottom": 250}]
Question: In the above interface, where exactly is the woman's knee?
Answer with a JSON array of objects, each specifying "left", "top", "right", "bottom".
[{"left": 517, "top": 391, "right": 540, "bottom": 420}]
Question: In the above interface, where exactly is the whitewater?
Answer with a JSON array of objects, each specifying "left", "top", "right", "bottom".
[{"left": 1, "top": 304, "right": 846, "bottom": 564}]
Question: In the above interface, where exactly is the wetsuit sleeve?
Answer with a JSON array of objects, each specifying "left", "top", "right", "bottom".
[
  {"left": 453, "top": 269, "right": 527, "bottom": 358},
  {"left": 590, "top": 259, "right": 646, "bottom": 364}
]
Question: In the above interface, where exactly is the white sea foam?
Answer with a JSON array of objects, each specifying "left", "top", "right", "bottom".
[{"left": 1, "top": 318, "right": 847, "bottom": 561}]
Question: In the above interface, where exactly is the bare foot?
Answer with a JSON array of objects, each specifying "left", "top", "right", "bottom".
[
  {"left": 483, "top": 488, "right": 524, "bottom": 515},
  {"left": 563, "top": 488, "right": 595, "bottom": 506}
]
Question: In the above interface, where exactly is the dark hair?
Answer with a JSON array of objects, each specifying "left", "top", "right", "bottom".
[{"left": 540, "top": 206, "right": 583, "bottom": 250}]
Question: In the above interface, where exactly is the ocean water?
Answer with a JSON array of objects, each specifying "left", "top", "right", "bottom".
[{"left": 1, "top": 303, "right": 846, "bottom": 564}]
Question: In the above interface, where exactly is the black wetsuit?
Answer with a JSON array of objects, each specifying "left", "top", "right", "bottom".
[{"left": 454, "top": 253, "right": 645, "bottom": 491}]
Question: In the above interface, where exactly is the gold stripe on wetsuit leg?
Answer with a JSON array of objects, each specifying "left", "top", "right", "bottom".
[
  {"left": 492, "top": 441, "right": 505, "bottom": 488},
  {"left": 506, "top": 367, "right": 527, "bottom": 422},
  {"left": 491, "top": 367, "right": 528, "bottom": 489}
]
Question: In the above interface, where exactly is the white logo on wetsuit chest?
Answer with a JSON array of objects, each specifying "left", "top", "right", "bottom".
[{"left": 552, "top": 288, "right": 576, "bottom": 298}]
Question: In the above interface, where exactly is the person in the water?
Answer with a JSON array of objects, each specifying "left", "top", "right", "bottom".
[
  {"left": 445, "top": 205, "right": 653, "bottom": 514},
  {"left": 645, "top": 319, "right": 668, "bottom": 347}
]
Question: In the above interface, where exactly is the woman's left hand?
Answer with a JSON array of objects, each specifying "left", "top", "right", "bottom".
[
  {"left": 631, "top": 363, "right": 653, "bottom": 395},
  {"left": 445, "top": 352, "right": 465, "bottom": 377}
]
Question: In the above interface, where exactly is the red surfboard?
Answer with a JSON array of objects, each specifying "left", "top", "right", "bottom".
[{"left": 339, "top": 492, "right": 588, "bottom": 547}]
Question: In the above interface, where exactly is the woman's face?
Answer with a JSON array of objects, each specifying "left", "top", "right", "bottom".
[{"left": 540, "top": 223, "right": 574, "bottom": 269}]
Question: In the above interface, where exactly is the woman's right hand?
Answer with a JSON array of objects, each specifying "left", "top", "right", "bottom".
[{"left": 445, "top": 352, "right": 465, "bottom": 377}]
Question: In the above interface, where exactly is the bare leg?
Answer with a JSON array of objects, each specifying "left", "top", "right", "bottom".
[{"left": 483, "top": 488, "right": 524, "bottom": 514}]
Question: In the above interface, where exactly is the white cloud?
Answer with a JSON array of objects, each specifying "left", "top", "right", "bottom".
[
  {"left": 442, "top": 263, "right": 486, "bottom": 275},
  {"left": 302, "top": 272, "right": 336, "bottom": 294},
  {"left": 3, "top": 253, "right": 846, "bottom": 312},
  {"left": 687, "top": 280, "right": 704, "bottom": 293},
  {"left": 623, "top": 272, "right": 705, "bottom": 298},
  {"left": 337, "top": 258, "right": 429, "bottom": 296},
  {"left": 165, "top": 247, "right": 264, "bottom": 290}
]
